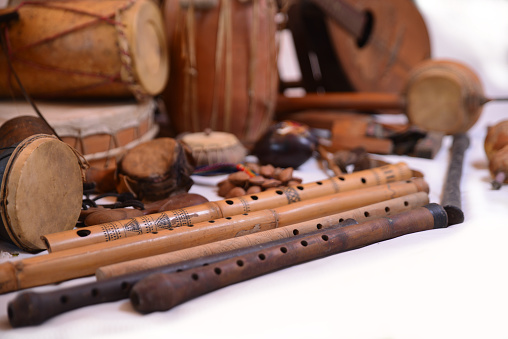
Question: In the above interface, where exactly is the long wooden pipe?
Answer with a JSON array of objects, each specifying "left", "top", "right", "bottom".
[
  {"left": 7, "top": 193, "right": 428, "bottom": 327},
  {"left": 276, "top": 60, "right": 496, "bottom": 135},
  {"left": 42, "top": 162, "right": 413, "bottom": 252},
  {"left": 0, "top": 178, "right": 427, "bottom": 294},
  {"left": 129, "top": 203, "right": 449, "bottom": 314}
]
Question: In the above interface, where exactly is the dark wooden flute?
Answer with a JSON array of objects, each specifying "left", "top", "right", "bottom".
[
  {"left": 129, "top": 203, "right": 449, "bottom": 314},
  {"left": 7, "top": 219, "right": 357, "bottom": 327}
]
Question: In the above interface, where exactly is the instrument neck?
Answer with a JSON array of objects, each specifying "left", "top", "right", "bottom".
[{"left": 310, "top": 0, "right": 370, "bottom": 43}]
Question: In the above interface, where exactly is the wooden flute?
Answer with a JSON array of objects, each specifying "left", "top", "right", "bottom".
[
  {"left": 43, "top": 162, "right": 413, "bottom": 252},
  {"left": 0, "top": 178, "right": 426, "bottom": 294},
  {"left": 129, "top": 203, "right": 449, "bottom": 314},
  {"left": 96, "top": 191, "right": 429, "bottom": 279},
  {"left": 7, "top": 192, "right": 427, "bottom": 327}
]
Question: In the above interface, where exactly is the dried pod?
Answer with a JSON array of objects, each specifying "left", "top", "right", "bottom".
[
  {"left": 248, "top": 176, "right": 266, "bottom": 186},
  {"left": 485, "top": 120, "right": 508, "bottom": 160},
  {"left": 228, "top": 171, "right": 250, "bottom": 186},
  {"left": 157, "top": 193, "right": 209, "bottom": 212},
  {"left": 278, "top": 167, "right": 293, "bottom": 183},
  {"left": 218, "top": 179, "right": 236, "bottom": 197},
  {"left": 261, "top": 178, "right": 282, "bottom": 189},
  {"left": 260, "top": 164, "right": 275, "bottom": 178},
  {"left": 225, "top": 186, "right": 246, "bottom": 198},
  {"left": 84, "top": 209, "right": 145, "bottom": 226},
  {"left": 246, "top": 185, "right": 262, "bottom": 194},
  {"left": 287, "top": 179, "right": 303, "bottom": 186}
]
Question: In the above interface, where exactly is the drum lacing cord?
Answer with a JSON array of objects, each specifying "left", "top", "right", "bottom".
[
  {"left": 2, "top": 0, "right": 142, "bottom": 98},
  {"left": 82, "top": 185, "right": 145, "bottom": 211},
  {"left": 1, "top": 17, "right": 62, "bottom": 141}
]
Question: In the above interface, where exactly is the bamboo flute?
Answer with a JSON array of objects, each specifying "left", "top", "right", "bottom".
[
  {"left": 7, "top": 192, "right": 428, "bottom": 327},
  {"left": 43, "top": 162, "right": 413, "bottom": 252},
  {"left": 129, "top": 203, "right": 449, "bottom": 314},
  {"left": 0, "top": 178, "right": 427, "bottom": 294},
  {"left": 96, "top": 191, "right": 429, "bottom": 279}
]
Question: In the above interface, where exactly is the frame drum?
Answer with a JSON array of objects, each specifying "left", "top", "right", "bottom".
[{"left": 0, "top": 135, "right": 85, "bottom": 253}]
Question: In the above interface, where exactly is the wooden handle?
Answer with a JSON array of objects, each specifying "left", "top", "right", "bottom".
[
  {"left": 275, "top": 93, "right": 405, "bottom": 117},
  {"left": 43, "top": 162, "right": 413, "bottom": 252},
  {"left": 129, "top": 204, "right": 449, "bottom": 313}
]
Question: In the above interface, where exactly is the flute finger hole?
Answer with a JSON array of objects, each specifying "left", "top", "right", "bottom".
[
  {"left": 296, "top": 186, "right": 304, "bottom": 190},
  {"left": 361, "top": 178, "right": 367, "bottom": 184},
  {"left": 214, "top": 268, "right": 221, "bottom": 275},
  {"left": 322, "top": 235, "right": 329, "bottom": 241},
  {"left": 316, "top": 181, "right": 323, "bottom": 185},
  {"left": 385, "top": 207, "right": 390, "bottom": 213},
  {"left": 226, "top": 200, "right": 234, "bottom": 205},
  {"left": 301, "top": 240, "right": 308, "bottom": 247},
  {"left": 316, "top": 223, "right": 323, "bottom": 229},
  {"left": 208, "top": 220, "right": 215, "bottom": 223},
  {"left": 338, "top": 177, "right": 345, "bottom": 181},
  {"left": 293, "top": 229, "right": 299, "bottom": 235},
  {"left": 364, "top": 211, "right": 370, "bottom": 217},
  {"left": 258, "top": 253, "right": 266, "bottom": 260},
  {"left": 121, "top": 282, "right": 130, "bottom": 290},
  {"left": 60, "top": 295, "right": 69, "bottom": 304},
  {"left": 404, "top": 201, "right": 409, "bottom": 206},
  {"left": 276, "top": 190, "right": 283, "bottom": 195},
  {"left": 77, "top": 229, "right": 91, "bottom": 237},
  {"left": 236, "top": 260, "right": 244, "bottom": 267},
  {"left": 192, "top": 273, "right": 199, "bottom": 281},
  {"left": 91, "top": 288, "right": 99, "bottom": 297},
  {"left": 280, "top": 247, "right": 288, "bottom": 253},
  {"left": 250, "top": 195, "right": 259, "bottom": 200}
]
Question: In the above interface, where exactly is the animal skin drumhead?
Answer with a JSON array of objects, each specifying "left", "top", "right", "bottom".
[{"left": 0, "top": 135, "right": 83, "bottom": 252}]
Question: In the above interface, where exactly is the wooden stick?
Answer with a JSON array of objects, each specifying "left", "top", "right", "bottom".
[
  {"left": 7, "top": 192, "right": 429, "bottom": 327},
  {"left": 43, "top": 162, "right": 413, "bottom": 252},
  {"left": 441, "top": 133, "right": 470, "bottom": 225},
  {"left": 0, "top": 179, "right": 427, "bottom": 294},
  {"left": 96, "top": 191, "right": 429, "bottom": 279},
  {"left": 129, "top": 204, "right": 449, "bottom": 314}
]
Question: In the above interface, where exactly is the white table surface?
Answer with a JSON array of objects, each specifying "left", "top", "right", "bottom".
[{"left": 1, "top": 0, "right": 508, "bottom": 338}]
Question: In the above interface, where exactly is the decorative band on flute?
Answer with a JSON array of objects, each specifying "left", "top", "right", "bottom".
[
  {"left": 0, "top": 178, "right": 426, "bottom": 294},
  {"left": 42, "top": 162, "right": 413, "bottom": 252},
  {"left": 7, "top": 192, "right": 428, "bottom": 327},
  {"left": 129, "top": 203, "right": 449, "bottom": 314}
]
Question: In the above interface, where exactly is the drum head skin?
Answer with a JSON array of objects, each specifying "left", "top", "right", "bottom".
[{"left": 0, "top": 135, "right": 83, "bottom": 252}]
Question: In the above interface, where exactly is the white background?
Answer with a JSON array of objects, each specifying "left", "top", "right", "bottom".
[{"left": 1, "top": 0, "right": 508, "bottom": 338}]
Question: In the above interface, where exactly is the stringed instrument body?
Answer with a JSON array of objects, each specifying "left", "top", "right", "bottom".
[{"left": 286, "top": 0, "right": 431, "bottom": 93}]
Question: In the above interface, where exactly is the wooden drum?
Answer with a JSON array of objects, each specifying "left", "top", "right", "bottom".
[
  {"left": 0, "top": 100, "right": 159, "bottom": 169},
  {"left": 405, "top": 59, "right": 485, "bottom": 135},
  {"left": 0, "top": 130, "right": 85, "bottom": 253},
  {"left": 0, "top": 0, "right": 168, "bottom": 99},
  {"left": 162, "top": 0, "right": 279, "bottom": 146}
]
